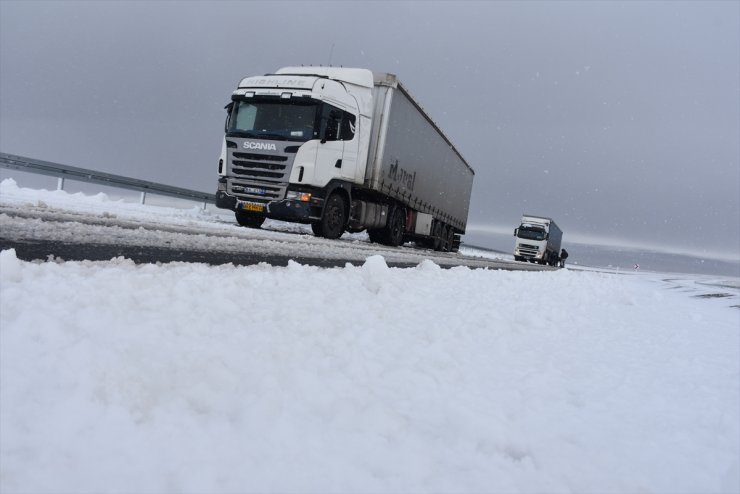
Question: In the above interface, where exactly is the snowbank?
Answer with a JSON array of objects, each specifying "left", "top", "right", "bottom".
[{"left": 1, "top": 249, "right": 738, "bottom": 493}]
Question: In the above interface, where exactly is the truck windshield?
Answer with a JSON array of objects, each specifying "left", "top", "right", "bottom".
[
  {"left": 227, "top": 98, "right": 319, "bottom": 142},
  {"left": 517, "top": 227, "right": 546, "bottom": 241}
]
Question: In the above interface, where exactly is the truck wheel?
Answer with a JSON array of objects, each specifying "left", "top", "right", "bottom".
[
  {"left": 320, "top": 193, "right": 345, "bottom": 239},
  {"left": 432, "top": 221, "right": 442, "bottom": 251},
  {"left": 445, "top": 226, "right": 455, "bottom": 252},
  {"left": 451, "top": 233, "right": 461, "bottom": 252},
  {"left": 235, "top": 211, "right": 265, "bottom": 229},
  {"left": 386, "top": 208, "right": 405, "bottom": 247},
  {"left": 439, "top": 225, "right": 450, "bottom": 251},
  {"left": 310, "top": 222, "right": 324, "bottom": 237}
]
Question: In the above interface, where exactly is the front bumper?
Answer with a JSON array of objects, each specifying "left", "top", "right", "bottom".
[
  {"left": 216, "top": 190, "right": 238, "bottom": 210},
  {"left": 216, "top": 190, "right": 322, "bottom": 223},
  {"left": 267, "top": 198, "right": 321, "bottom": 223},
  {"left": 515, "top": 250, "right": 543, "bottom": 261}
]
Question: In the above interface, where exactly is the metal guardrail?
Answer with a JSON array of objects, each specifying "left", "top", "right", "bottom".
[{"left": 0, "top": 152, "right": 215, "bottom": 208}]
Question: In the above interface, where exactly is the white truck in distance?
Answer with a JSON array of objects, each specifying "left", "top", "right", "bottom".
[
  {"left": 514, "top": 215, "right": 563, "bottom": 266},
  {"left": 215, "top": 67, "right": 474, "bottom": 252}
]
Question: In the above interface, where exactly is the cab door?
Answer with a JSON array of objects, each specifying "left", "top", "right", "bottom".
[
  {"left": 314, "top": 104, "right": 345, "bottom": 187},
  {"left": 338, "top": 110, "right": 359, "bottom": 183}
]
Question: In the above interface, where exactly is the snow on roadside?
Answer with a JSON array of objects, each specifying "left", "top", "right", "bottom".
[
  {"left": 2, "top": 178, "right": 526, "bottom": 270},
  {"left": 0, "top": 177, "right": 355, "bottom": 241},
  {"left": 1, "top": 249, "right": 738, "bottom": 494}
]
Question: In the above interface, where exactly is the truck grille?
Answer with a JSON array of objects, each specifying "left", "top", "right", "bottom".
[
  {"left": 226, "top": 146, "right": 295, "bottom": 203},
  {"left": 231, "top": 152, "right": 289, "bottom": 181},
  {"left": 518, "top": 244, "right": 540, "bottom": 257}
]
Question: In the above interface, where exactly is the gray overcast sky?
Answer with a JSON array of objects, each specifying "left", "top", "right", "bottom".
[{"left": 1, "top": 1, "right": 738, "bottom": 260}]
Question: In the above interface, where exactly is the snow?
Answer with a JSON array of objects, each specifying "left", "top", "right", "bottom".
[
  {"left": 1, "top": 180, "right": 740, "bottom": 493},
  {"left": 0, "top": 178, "right": 515, "bottom": 269}
]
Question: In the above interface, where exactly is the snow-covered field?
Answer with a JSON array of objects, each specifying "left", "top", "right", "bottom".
[{"left": 1, "top": 181, "right": 739, "bottom": 493}]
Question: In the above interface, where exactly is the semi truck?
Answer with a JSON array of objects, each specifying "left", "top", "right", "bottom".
[
  {"left": 215, "top": 66, "right": 474, "bottom": 252},
  {"left": 513, "top": 215, "right": 563, "bottom": 265}
]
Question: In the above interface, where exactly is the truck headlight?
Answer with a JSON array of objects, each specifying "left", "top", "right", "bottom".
[{"left": 286, "top": 191, "right": 312, "bottom": 202}]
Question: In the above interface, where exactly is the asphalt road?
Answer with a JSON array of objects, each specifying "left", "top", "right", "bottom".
[{"left": 0, "top": 204, "right": 553, "bottom": 271}]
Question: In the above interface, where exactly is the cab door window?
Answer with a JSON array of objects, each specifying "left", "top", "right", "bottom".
[
  {"left": 320, "top": 103, "right": 356, "bottom": 142},
  {"left": 340, "top": 112, "right": 356, "bottom": 140}
]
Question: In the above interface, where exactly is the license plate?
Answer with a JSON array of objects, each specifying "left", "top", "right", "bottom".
[
  {"left": 240, "top": 202, "right": 264, "bottom": 213},
  {"left": 244, "top": 187, "right": 266, "bottom": 195}
]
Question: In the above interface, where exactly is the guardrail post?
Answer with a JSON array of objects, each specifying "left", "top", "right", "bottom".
[
  {"left": 140, "top": 192, "right": 146, "bottom": 205},
  {"left": 57, "top": 177, "right": 65, "bottom": 191}
]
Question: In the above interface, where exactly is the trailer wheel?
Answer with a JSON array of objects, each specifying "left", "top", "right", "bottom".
[
  {"left": 439, "top": 225, "right": 450, "bottom": 252},
  {"left": 432, "top": 221, "right": 443, "bottom": 251},
  {"left": 451, "top": 233, "right": 461, "bottom": 252},
  {"left": 445, "top": 226, "right": 455, "bottom": 252},
  {"left": 320, "top": 193, "right": 346, "bottom": 239},
  {"left": 386, "top": 208, "right": 405, "bottom": 247},
  {"left": 235, "top": 211, "right": 265, "bottom": 229}
]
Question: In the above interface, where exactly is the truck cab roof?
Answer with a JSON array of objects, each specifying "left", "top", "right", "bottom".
[{"left": 275, "top": 66, "right": 376, "bottom": 89}]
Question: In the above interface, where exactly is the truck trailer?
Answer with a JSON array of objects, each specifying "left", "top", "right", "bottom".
[
  {"left": 215, "top": 67, "right": 474, "bottom": 252},
  {"left": 514, "top": 215, "right": 563, "bottom": 265}
]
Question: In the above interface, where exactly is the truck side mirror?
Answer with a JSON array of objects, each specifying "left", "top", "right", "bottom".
[
  {"left": 224, "top": 102, "right": 234, "bottom": 133},
  {"left": 321, "top": 116, "right": 340, "bottom": 144}
]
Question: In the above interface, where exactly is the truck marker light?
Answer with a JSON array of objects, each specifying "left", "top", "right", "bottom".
[{"left": 281, "top": 92, "right": 292, "bottom": 99}]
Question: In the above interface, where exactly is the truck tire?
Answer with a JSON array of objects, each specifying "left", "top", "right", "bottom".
[
  {"left": 310, "top": 222, "right": 324, "bottom": 237},
  {"left": 432, "top": 221, "right": 442, "bottom": 251},
  {"left": 445, "top": 226, "right": 455, "bottom": 252},
  {"left": 440, "top": 225, "right": 450, "bottom": 252},
  {"left": 451, "top": 233, "right": 461, "bottom": 252},
  {"left": 386, "top": 208, "right": 405, "bottom": 247},
  {"left": 235, "top": 211, "right": 265, "bottom": 229},
  {"left": 320, "top": 193, "right": 345, "bottom": 239}
]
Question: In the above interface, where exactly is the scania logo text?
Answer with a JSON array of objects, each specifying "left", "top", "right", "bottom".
[{"left": 243, "top": 141, "right": 277, "bottom": 151}]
